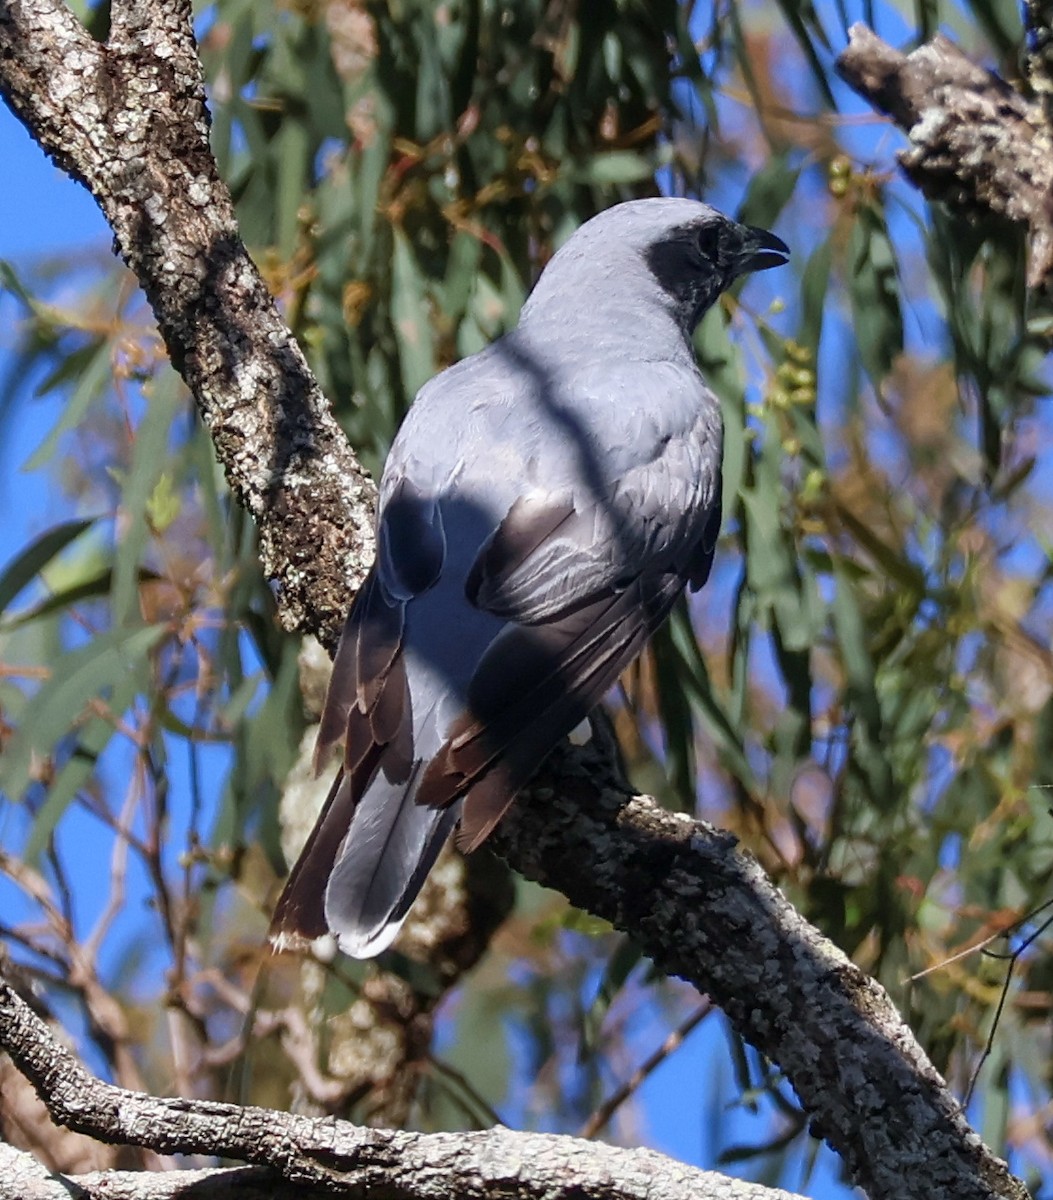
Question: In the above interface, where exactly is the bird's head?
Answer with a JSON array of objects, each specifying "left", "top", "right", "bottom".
[
  {"left": 520, "top": 198, "right": 789, "bottom": 338},
  {"left": 638, "top": 201, "right": 790, "bottom": 330}
]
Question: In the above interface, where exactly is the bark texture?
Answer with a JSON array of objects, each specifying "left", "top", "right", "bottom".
[
  {"left": 0, "top": 980, "right": 806, "bottom": 1200},
  {"left": 497, "top": 738, "right": 1026, "bottom": 1200},
  {"left": 0, "top": 0, "right": 376, "bottom": 646},
  {"left": 836, "top": 22, "right": 1053, "bottom": 288}
]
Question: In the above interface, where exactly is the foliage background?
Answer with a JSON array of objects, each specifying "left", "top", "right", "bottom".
[{"left": 1, "top": 0, "right": 1052, "bottom": 1195}]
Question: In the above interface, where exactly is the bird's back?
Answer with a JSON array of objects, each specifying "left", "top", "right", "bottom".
[{"left": 270, "top": 197, "right": 787, "bottom": 959}]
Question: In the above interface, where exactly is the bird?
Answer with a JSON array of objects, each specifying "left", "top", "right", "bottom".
[{"left": 269, "top": 197, "right": 789, "bottom": 959}]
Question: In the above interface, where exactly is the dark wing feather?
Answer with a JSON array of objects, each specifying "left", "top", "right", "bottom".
[
  {"left": 688, "top": 478, "right": 722, "bottom": 591},
  {"left": 452, "top": 570, "right": 684, "bottom": 849},
  {"left": 466, "top": 494, "right": 578, "bottom": 618},
  {"left": 416, "top": 561, "right": 688, "bottom": 838},
  {"left": 270, "top": 568, "right": 414, "bottom": 946}
]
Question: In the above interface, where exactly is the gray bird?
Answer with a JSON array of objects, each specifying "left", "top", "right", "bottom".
[{"left": 270, "top": 198, "right": 789, "bottom": 958}]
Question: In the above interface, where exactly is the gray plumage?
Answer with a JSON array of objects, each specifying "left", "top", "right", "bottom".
[{"left": 270, "top": 198, "right": 789, "bottom": 958}]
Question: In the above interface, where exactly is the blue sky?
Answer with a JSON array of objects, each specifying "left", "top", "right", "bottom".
[{"left": 0, "top": 106, "right": 109, "bottom": 556}]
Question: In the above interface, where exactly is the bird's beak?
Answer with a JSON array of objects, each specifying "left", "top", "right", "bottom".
[{"left": 737, "top": 225, "right": 791, "bottom": 273}]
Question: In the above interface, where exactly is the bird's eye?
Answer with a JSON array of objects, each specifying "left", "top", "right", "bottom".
[{"left": 695, "top": 226, "right": 721, "bottom": 260}]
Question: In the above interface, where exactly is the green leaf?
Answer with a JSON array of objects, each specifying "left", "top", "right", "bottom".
[
  {"left": 440, "top": 230, "right": 484, "bottom": 327},
  {"left": 666, "top": 603, "right": 756, "bottom": 789},
  {"left": 24, "top": 668, "right": 143, "bottom": 862},
  {"left": 0, "top": 624, "right": 166, "bottom": 800},
  {"left": 276, "top": 116, "right": 311, "bottom": 257},
  {"left": 831, "top": 567, "right": 895, "bottom": 808},
  {"left": 0, "top": 259, "right": 36, "bottom": 307},
  {"left": 848, "top": 202, "right": 903, "bottom": 390},
  {"left": 0, "top": 517, "right": 98, "bottom": 617},
  {"left": 145, "top": 472, "right": 182, "bottom": 535},
  {"left": 650, "top": 619, "right": 698, "bottom": 807},
  {"left": 112, "top": 369, "right": 183, "bottom": 626},
  {"left": 3, "top": 569, "right": 166, "bottom": 631},
  {"left": 571, "top": 151, "right": 655, "bottom": 186},
  {"left": 913, "top": 0, "right": 940, "bottom": 41},
  {"left": 391, "top": 228, "right": 437, "bottom": 401},
  {"left": 580, "top": 937, "right": 643, "bottom": 1057},
  {"left": 833, "top": 503, "right": 925, "bottom": 594},
  {"left": 771, "top": 0, "right": 836, "bottom": 108},
  {"left": 736, "top": 151, "right": 801, "bottom": 232},
  {"left": 799, "top": 236, "right": 833, "bottom": 351},
  {"left": 26, "top": 340, "right": 113, "bottom": 469}
]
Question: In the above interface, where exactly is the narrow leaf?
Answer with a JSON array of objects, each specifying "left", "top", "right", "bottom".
[
  {"left": 0, "top": 517, "right": 98, "bottom": 616},
  {"left": 0, "top": 624, "right": 166, "bottom": 799}
]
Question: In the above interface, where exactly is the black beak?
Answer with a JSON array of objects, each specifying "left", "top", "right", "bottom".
[{"left": 738, "top": 224, "right": 790, "bottom": 273}]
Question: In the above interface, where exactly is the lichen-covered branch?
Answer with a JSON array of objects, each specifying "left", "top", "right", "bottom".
[
  {"left": 0, "top": 0, "right": 376, "bottom": 645},
  {"left": 836, "top": 23, "right": 1053, "bottom": 289},
  {"left": 0, "top": 976, "right": 805, "bottom": 1200},
  {"left": 1023, "top": 0, "right": 1053, "bottom": 123},
  {"left": 496, "top": 739, "right": 1028, "bottom": 1200}
]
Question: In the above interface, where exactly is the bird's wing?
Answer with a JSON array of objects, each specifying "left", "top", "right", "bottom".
[
  {"left": 416, "top": 401, "right": 722, "bottom": 849},
  {"left": 269, "top": 475, "right": 446, "bottom": 948}
]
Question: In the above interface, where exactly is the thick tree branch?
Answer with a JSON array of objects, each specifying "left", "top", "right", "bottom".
[
  {"left": 836, "top": 23, "right": 1053, "bottom": 289},
  {"left": 0, "top": 0, "right": 376, "bottom": 645},
  {"left": 0, "top": 976, "right": 805, "bottom": 1200},
  {"left": 0, "top": 1141, "right": 293, "bottom": 1200},
  {"left": 497, "top": 739, "right": 1027, "bottom": 1200}
]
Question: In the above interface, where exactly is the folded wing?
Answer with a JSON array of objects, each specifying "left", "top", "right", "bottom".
[{"left": 421, "top": 409, "right": 722, "bottom": 849}]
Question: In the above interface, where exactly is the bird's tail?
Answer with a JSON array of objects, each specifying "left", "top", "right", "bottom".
[
  {"left": 269, "top": 566, "right": 467, "bottom": 959},
  {"left": 324, "top": 765, "right": 461, "bottom": 956},
  {"left": 269, "top": 746, "right": 463, "bottom": 959}
]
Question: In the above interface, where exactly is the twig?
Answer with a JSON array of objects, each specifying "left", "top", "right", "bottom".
[
  {"left": 83, "top": 770, "right": 141, "bottom": 963},
  {"left": 964, "top": 899, "right": 1053, "bottom": 1106},
  {"left": 44, "top": 837, "right": 75, "bottom": 934},
  {"left": 579, "top": 1001, "right": 712, "bottom": 1139},
  {"left": 0, "top": 851, "right": 147, "bottom": 1096},
  {"left": 424, "top": 1051, "right": 506, "bottom": 1129}
]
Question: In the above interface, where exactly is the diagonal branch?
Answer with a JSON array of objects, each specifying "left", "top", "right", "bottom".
[
  {"left": 0, "top": 0, "right": 376, "bottom": 645},
  {"left": 497, "top": 738, "right": 1028, "bottom": 1200}
]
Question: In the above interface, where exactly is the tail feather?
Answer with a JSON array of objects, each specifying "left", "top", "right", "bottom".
[
  {"left": 325, "top": 776, "right": 461, "bottom": 957},
  {"left": 271, "top": 750, "right": 461, "bottom": 958},
  {"left": 269, "top": 767, "right": 356, "bottom": 947},
  {"left": 272, "top": 566, "right": 466, "bottom": 959}
]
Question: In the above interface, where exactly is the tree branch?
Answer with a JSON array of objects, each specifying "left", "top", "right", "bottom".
[
  {"left": 835, "top": 23, "right": 1053, "bottom": 289},
  {"left": 0, "top": 976, "right": 805, "bottom": 1200},
  {"left": 1, "top": 1141, "right": 293, "bottom": 1200},
  {"left": 0, "top": 0, "right": 376, "bottom": 645},
  {"left": 496, "top": 739, "right": 1027, "bottom": 1200}
]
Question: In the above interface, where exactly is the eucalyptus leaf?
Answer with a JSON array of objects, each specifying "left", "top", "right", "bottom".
[
  {"left": 0, "top": 516, "right": 98, "bottom": 617},
  {"left": 1, "top": 624, "right": 166, "bottom": 800}
]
